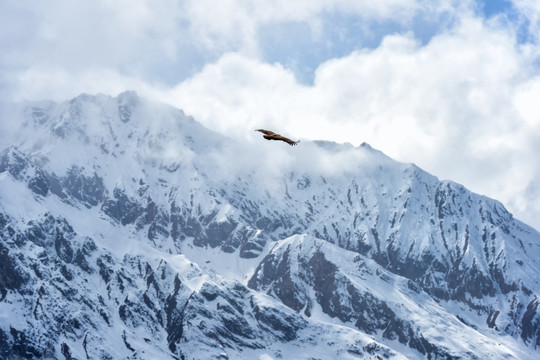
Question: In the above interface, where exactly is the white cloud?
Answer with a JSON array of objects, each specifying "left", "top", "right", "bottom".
[
  {"left": 0, "top": 0, "right": 469, "bottom": 99},
  {"left": 179, "top": 0, "right": 453, "bottom": 53},
  {"left": 165, "top": 54, "right": 303, "bottom": 137},
  {"left": 3, "top": 66, "right": 166, "bottom": 102}
]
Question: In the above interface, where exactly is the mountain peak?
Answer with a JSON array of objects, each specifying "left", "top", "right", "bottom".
[{"left": 1, "top": 93, "right": 539, "bottom": 359}]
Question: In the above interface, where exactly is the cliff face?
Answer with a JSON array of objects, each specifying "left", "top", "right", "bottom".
[{"left": 0, "top": 92, "right": 539, "bottom": 359}]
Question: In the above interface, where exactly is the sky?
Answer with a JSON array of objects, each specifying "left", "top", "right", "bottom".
[{"left": 1, "top": 0, "right": 539, "bottom": 231}]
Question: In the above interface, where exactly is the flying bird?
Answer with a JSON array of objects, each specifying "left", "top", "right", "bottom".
[{"left": 255, "top": 129, "right": 300, "bottom": 146}]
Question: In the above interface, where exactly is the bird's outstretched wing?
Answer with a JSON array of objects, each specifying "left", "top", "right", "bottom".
[
  {"left": 256, "top": 129, "right": 276, "bottom": 136},
  {"left": 255, "top": 129, "right": 299, "bottom": 146},
  {"left": 271, "top": 134, "right": 299, "bottom": 146}
]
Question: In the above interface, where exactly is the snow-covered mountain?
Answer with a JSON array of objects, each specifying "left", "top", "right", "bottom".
[{"left": 0, "top": 92, "right": 539, "bottom": 359}]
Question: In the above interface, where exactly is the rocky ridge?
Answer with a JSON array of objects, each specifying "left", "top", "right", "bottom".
[{"left": 0, "top": 92, "right": 539, "bottom": 359}]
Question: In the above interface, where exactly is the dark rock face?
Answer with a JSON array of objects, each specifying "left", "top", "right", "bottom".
[
  {"left": 60, "top": 167, "right": 106, "bottom": 207},
  {"left": 248, "top": 249, "right": 306, "bottom": 312},
  {"left": 251, "top": 304, "right": 305, "bottom": 342},
  {"left": 308, "top": 251, "right": 340, "bottom": 316},
  {"left": 117, "top": 90, "right": 139, "bottom": 123},
  {"left": 28, "top": 168, "right": 49, "bottom": 197},
  {"left": 0, "top": 147, "right": 51, "bottom": 198},
  {"left": 521, "top": 297, "right": 540, "bottom": 347},
  {"left": 102, "top": 188, "right": 144, "bottom": 225},
  {"left": 0, "top": 241, "right": 25, "bottom": 293},
  {"left": 0, "top": 147, "right": 29, "bottom": 179},
  {"left": 248, "top": 238, "right": 476, "bottom": 359},
  {"left": 0, "top": 147, "right": 106, "bottom": 207}
]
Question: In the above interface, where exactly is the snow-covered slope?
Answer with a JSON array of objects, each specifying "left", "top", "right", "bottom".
[{"left": 0, "top": 92, "right": 539, "bottom": 359}]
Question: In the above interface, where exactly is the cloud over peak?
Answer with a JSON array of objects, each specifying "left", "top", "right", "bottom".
[{"left": 1, "top": 0, "right": 540, "bottom": 230}]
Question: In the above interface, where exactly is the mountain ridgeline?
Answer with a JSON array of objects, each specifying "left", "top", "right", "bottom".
[{"left": 0, "top": 92, "right": 539, "bottom": 359}]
